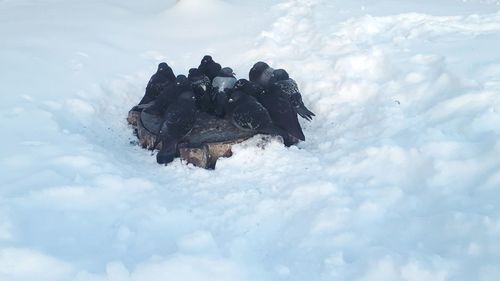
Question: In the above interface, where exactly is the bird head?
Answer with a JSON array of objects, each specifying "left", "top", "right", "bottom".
[
  {"left": 220, "top": 67, "right": 235, "bottom": 78},
  {"left": 252, "top": 61, "right": 269, "bottom": 72},
  {"left": 249, "top": 61, "right": 273, "bottom": 85},
  {"left": 176, "top": 74, "right": 188, "bottom": 85},
  {"left": 157, "top": 62, "right": 169, "bottom": 72},
  {"left": 157, "top": 63, "right": 176, "bottom": 82},
  {"left": 271, "top": 69, "right": 289, "bottom": 81},
  {"left": 201, "top": 55, "right": 213, "bottom": 64},
  {"left": 234, "top": 79, "right": 248, "bottom": 90},
  {"left": 188, "top": 68, "right": 203, "bottom": 78}
]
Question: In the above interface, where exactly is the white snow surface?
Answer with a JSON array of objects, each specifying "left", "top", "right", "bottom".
[{"left": 1, "top": 0, "right": 500, "bottom": 280}]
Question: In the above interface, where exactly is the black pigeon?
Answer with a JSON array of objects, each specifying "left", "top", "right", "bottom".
[
  {"left": 138, "top": 62, "right": 176, "bottom": 105},
  {"left": 175, "top": 74, "right": 191, "bottom": 92},
  {"left": 154, "top": 91, "right": 197, "bottom": 165},
  {"left": 233, "top": 78, "right": 302, "bottom": 145},
  {"left": 249, "top": 61, "right": 275, "bottom": 88},
  {"left": 188, "top": 68, "right": 213, "bottom": 113},
  {"left": 268, "top": 69, "right": 315, "bottom": 121},
  {"left": 211, "top": 67, "right": 237, "bottom": 117},
  {"left": 144, "top": 75, "right": 191, "bottom": 116},
  {"left": 225, "top": 90, "right": 294, "bottom": 146},
  {"left": 198, "top": 55, "right": 222, "bottom": 81},
  {"left": 254, "top": 86, "right": 305, "bottom": 145},
  {"left": 267, "top": 68, "right": 289, "bottom": 85},
  {"left": 233, "top": 79, "right": 266, "bottom": 99}
]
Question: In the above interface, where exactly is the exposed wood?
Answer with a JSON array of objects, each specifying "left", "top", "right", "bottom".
[
  {"left": 127, "top": 111, "right": 140, "bottom": 127},
  {"left": 128, "top": 102, "right": 153, "bottom": 127},
  {"left": 178, "top": 143, "right": 210, "bottom": 168}
]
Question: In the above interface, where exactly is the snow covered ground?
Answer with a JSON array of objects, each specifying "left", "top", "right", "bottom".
[{"left": 1, "top": 0, "right": 500, "bottom": 280}]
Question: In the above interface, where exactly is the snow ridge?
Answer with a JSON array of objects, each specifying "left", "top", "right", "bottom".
[{"left": 244, "top": 0, "right": 500, "bottom": 280}]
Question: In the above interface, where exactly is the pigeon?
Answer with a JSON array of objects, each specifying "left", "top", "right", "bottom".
[
  {"left": 225, "top": 90, "right": 294, "bottom": 146},
  {"left": 233, "top": 79, "right": 266, "bottom": 99},
  {"left": 188, "top": 68, "right": 213, "bottom": 113},
  {"left": 175, "top": 74, "right": 191, "bottom": 92},
  {"left": 211, "top": 67, "right": 237, "bottom": 117},
  {"left": 143, "top": 74, "right": 191, "bottom": 116},
  {"left": 198, "top": 55, "right": 222, "bottom": 81},
  {"left": 234, "top": 78, "right": 304, "bottom": 145},
  {"left": 268, "top": 69, "right": 315, "bottom": 121},
  {"left": 254, "top": 86, "right": 305, "bottom": 145},
  {"left": 138, "top": 62, "right": 176, "bottom": 105},
  {"left": 154, "top": 91, "right": 197, "bottom": 165},
  {"left": 249, "top": 61, "right": 274, "bottom": 88}
]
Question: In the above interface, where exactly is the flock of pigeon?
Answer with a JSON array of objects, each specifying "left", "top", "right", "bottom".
[{"left": 134, "top": 55, "right": 315, "bottom": 164}]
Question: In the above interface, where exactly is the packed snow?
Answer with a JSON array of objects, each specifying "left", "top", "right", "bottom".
[{"left": 1, "top": 0, "right": 500, "bottom": 280}]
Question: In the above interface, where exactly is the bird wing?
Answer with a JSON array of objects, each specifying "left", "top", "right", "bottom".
[
  {"left": 276, "top": 80, "right": 315, "bottom": 121},
  {"left": 276, "top": 79, "right": 299, "bottom": 96},
  {"left": 164, "top": 111, "right": 182, "bottom": 134},
  {"left": 163, "top": 107, "right": 196, "bottom": 139}
]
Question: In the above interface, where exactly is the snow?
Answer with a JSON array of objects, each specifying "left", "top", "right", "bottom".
[{"left": 1, "top": 0, "right": 500, "bottom": 280}]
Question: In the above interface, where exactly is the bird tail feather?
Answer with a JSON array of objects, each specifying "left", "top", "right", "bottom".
[
  {"left": 156, "top": 138, "right": 177, "bottom": 165},
  {"left": 297, "top": 105, "right": 315, "bottom": 121}
]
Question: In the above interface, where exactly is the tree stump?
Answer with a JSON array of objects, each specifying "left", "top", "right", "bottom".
[
  {"left": 127, "top": 104, "right": 257, "bottom": 169},
  {"left": 128, "top": 103, "right": 152, "bottom": 127}
]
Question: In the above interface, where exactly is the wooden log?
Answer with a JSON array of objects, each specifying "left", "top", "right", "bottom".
[
  {"left": 127, "top": 111, "right": 140, "bottom": 127},
  {"left": 178, "top": 143, "right": 210, "bottom": 168},
  {"left": 127, "top": 102, "right": 153, "bottom": 127},
  {"left": 127, "top": 106, "right": 257, "bottom": 169}
]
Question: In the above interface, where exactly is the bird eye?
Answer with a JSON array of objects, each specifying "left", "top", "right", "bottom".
[{"left": 228, "top": 98, "right": 234, "bottom": 103}]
